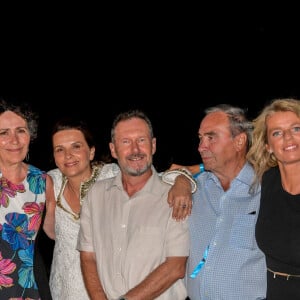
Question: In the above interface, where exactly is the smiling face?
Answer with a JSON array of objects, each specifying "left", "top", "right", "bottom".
[
  {"left": 0, "top": 111, "right": 31, "bottom": 165},
  {"left": 266, "top": 111, "right": 300, "bottom": 166},
  {"left": 52, "top": 129, "right": 95, "bottom": 180},
  {"left": 109, "top": 117, "right": 156, "bottom": 176}
]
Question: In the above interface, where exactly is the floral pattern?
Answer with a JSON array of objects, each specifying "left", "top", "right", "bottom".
[
  {"left": 0, "top": 177, "right": 25, "bottom": 208},
  {"left": 0, "top": 165, "right": 46, "bottom": 299}
]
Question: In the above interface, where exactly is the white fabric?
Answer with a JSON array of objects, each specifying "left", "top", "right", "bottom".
[{"left": 48, "top": 163, "right": 120, "bottom": 300}]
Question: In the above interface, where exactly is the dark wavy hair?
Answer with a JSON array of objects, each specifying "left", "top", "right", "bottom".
[
  {"left": 0, "top": 97, "right": 39, "bottom": 141},
  {"left": 51, "top": 117, "right": 95, "bottom": 149}
]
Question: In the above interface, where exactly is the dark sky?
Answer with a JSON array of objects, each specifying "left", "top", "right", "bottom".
[{"left": 3, "top": 11, "right": 300, "bottom": 172}]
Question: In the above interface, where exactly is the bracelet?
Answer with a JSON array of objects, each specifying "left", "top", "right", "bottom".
[{"left": 162, "top": 168, "right": 197, "bottom": 193}]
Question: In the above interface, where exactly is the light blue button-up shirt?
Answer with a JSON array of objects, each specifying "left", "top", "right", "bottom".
[{"left": 186, "top": 162, "right": 267, "bottom": 300}]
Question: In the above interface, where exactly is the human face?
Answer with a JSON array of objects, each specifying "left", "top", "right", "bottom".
[
  {"left": 266, "top": 111, "right": 300, "bottom": 166},
  {"left": 0, "top": 111, "right": 30, "bottom": 165},
  {"left": 198, "top": 111, "right": 240, "bottom": 173},
  {"left": 109, "top": 117, "right": 156, "bottom": 176},
  {"left": 53, "top": 129, "right": 95, "bottom": 180}
]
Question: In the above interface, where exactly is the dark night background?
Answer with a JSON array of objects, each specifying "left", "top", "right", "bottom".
[{"left": 2, "top": 8, "right": 300, "bottom": 172}]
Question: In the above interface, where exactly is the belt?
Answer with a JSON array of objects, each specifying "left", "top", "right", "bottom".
[{"left": 267, "top": 267, "right": 300, "bottom": 280}]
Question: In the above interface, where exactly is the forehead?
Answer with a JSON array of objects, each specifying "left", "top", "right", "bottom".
[
  {"left": 53, "top": 129, "right": 85, "bottom": 143},
  {"left": 114, "top": 118, "right": 149, "bottom": 137},
  {"left": 267, "top": 111, "right": 300, "bottom": 127},
  {"left": 199, "top": 111, "right": 230, "bottom": 133},
  {"left": 0, "top": 111, "right": 27, "bottom": 126}
]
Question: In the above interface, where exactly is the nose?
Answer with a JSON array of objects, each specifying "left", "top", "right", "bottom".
[
  {"left": 198, "top": 138, "right": 208, "bottom": 152},
  {"left": 10, "top": 132, "right": 19, "bottom": 144},
  {"left": 131, "top": 140, "right": 140, "bottom": 152},
  {"left": 65, "top": 149, "right": 73, "bottom": 158},
  {"left": 283, "top": 129, "right": 293, "bottom": 139}
]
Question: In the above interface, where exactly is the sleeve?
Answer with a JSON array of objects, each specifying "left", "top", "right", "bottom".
[
  {"left": 161, "top": 168, "right": 197, "bottom": 193},
  {"left": 98, "top": 163, "right": 120, "bottom": 180},
  {"left": 77, "top": 190, "right": 95, "bottom": 252},
  {"left": 47, "top": 168, "right": 63, "bottom": 199},
  {"left": 166, "top": 216, "right": 190, "bottom": 257}
]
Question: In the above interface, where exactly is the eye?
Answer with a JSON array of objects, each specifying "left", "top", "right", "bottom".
[
  {"left": 72, "top": 143, "right": 82, "bottom": 150},
  {"left": 137, "top": 137, "right": 147, "bottom": 144},
  {"left": 272, "top": 130, "right": 282, "bottom": 137},
  {"left": 0, "top": 130, "right": 8, "bottom": 135},
  {"left": 292, "top": 126, "right": 300, "bottom": 133},
  {"left": 54, "top": 147, "right": 64, "bottom": 153},
  {"left": 16, "top": 128, "right": 28, "bottom": 134},
  {"left": 121, "top": 139, "right": 131, "bottom": 145}
]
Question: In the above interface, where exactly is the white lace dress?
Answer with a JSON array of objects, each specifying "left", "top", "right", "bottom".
[{"left": 48, "top": 163, "right": 120, "bottom": 300}]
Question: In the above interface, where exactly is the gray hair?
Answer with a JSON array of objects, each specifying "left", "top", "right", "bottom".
[
  {"left": 205, "top": 104, "right": 253, "bottom": 151},
  {"left": 111, "top": 109, "right": 154, "bottom": 142}
]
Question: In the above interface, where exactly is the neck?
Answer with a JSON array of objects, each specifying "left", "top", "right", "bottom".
[
  {"left": 122, "top": 169, "right": 152, "bottom": 197},
  {"left": 279, "top": 162, "right": 300, "bottom": 195},
  {"left": 0, "top": 162, "right": 27, "bottom": 184}
]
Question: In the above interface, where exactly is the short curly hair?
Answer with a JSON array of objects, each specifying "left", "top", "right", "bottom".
[{"left": 0, "top": 97, "right": 39, "bottom": 141}]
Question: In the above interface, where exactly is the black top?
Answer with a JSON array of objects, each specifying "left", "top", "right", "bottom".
[
  {"left": 34, "top": 208, "right": 53, "bottom": 300},
  {"left": 256, "top": 166, "right": 300, "bottom": 299}
]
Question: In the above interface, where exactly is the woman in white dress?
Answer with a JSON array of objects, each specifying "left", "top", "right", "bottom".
[{"left": 43, "top": 117, "right": 120, "bottom": 299}]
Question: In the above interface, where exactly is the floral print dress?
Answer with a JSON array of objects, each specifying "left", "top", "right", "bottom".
[{"left": 0, "top": 165, "right": 46, "bottom": 300}]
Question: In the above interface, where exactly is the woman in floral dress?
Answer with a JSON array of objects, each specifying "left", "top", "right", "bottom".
[{"left": 0, "top": 98, "right": 54, "bottom": 300}]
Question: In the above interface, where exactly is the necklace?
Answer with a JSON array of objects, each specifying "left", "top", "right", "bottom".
[{"left": 56, "top": 164, "right": 102, "bottom": 220}]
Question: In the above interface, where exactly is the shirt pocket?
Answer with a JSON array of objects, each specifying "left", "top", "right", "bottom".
[{"left": 229, "top": 214, "right": 256, "bottom": 250}]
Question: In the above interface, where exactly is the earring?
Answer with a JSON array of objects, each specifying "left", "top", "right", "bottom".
[{"left": 25, "top": 152, "right": 29, "bottom": 162}]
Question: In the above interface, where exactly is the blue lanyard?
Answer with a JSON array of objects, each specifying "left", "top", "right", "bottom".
[
  {"left": 190, "top": 245, "right": 209, "bottom": 278},
  {"left": 193, "top": 163, "right": 205, "bottom": 179}
]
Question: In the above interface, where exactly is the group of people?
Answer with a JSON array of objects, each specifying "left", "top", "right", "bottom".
[
  {"left": 0, "top": 98, "right": 193, "bottom": 299},
  {"left": 0, "top": 96, "right": 299, "bottom": 299}
]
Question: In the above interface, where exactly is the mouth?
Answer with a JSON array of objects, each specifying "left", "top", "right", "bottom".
[
  {"left": 200, "top": 155, "right": 213, "bottom": 161},
  {"left": 127, "top": 154, "right": 146, "bottom": 161},
  {"left": 64, "top": 161, "right": 78, "bottom": 167},
  {"left": 284, "top": 144, "right": 297, "bottom": 151},
  {"left": 7, "top": 148, "right": 23, "bottom": 152}
]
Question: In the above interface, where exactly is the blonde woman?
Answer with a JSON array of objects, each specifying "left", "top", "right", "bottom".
[{"left": 247, "top": 98, "right": 300, "bottom": 299}]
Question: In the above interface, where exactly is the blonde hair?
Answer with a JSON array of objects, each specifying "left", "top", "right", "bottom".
[{"left": 247, "top": 98, "right": 300, "bottom": 184}]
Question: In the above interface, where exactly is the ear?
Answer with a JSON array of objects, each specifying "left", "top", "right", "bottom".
[
  {"left": 109, "top": 142, "right": 118, "bottom": 159},
  {"left": 234, "top": 133, "right": 247, "bottom": 150},
  {"left": 152, "top": 137, "right": 157, "bottom": 155},
  {"left": 265, "top": 144, "right": 272, "bottom": 153},
  {"left": 89, "top": 146, "right": 96, "bottom": 161}
]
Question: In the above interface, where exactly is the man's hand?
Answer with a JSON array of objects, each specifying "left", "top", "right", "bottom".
[{"left": 167, "top": 175, "right": 192, "bottom": 221}]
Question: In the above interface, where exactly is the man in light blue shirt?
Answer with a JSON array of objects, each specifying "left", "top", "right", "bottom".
[{"left": 186, "top": 105, "right": 266, "bottom": 299}]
